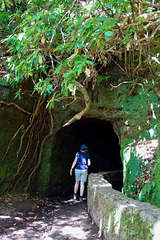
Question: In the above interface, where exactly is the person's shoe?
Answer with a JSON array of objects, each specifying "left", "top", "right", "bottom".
[
  {"left": 73, "top": 193, "right": 77, "bottom": 200},
  {"left": 79, "top": 196, "right": 83, "bottom": 202}
]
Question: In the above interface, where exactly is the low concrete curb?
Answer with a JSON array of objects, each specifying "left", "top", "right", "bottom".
[{"left": 87, "top": 173, "right": 160, "bottom": 240}]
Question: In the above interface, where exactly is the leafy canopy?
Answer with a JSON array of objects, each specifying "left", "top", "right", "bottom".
[{"left": 1, "top": 0, "right": 160, "bottom": 104}]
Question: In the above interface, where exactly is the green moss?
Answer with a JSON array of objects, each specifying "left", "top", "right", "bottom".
[
  {"left": 35, "top": 161, "right": 50, "bottom": 196},
  {"left": 0, "top": 91, "right": 32, "bottom": 193},
  {"left": 28, "top": 137, "right": 53, "bottom": 196},
  {"left": 92, "top": 194, "right": 99, "bottom": 208},
  {"left": 120, "top": 212, "right": 153, "bottom": 240},
  {"left": 102, "top": 204, "right": 153, "bottom": 239},
  {"left": 119, "top": 85, "right": 159, "bottom": 206},
  {"left": 138, "top": 113, "right": 160, "bottom": 207}
]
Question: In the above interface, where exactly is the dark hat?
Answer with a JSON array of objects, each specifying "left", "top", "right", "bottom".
[{"left": 80, "top": 144, "right": 88, "bottom": 150}]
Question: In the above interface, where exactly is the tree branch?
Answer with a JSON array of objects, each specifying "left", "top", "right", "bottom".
[
  {"left": 50, "top": 96, "right": 88, "bottom": 103},
  {"left": 110, "top": 81, "right": 133, "bottom": 89},
  {"left": 63, "top": 81, "right": 90, "bottom": 127},
  {"left": 49, "top": 0, "right": 77, "bottom": 47}
]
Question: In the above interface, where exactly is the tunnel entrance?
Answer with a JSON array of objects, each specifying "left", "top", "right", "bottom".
[{"left": 50, "top": 117, "right": 123, "bottom": 197}]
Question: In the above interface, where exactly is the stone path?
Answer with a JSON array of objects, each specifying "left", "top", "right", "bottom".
[
  {"left": 0, "top": 195, "right": 104, "bottom": 240},
  {"left": 43, "top": 198, "right": 104, "bottom": 240}
]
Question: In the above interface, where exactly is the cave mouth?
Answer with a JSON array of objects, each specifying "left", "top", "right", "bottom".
[{"left": 50, "top": 117, "right": 123, "bottom": 197}]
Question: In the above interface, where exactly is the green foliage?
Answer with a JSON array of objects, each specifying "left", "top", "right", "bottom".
[
  {"left": 0, "top": 0, "right": 160, "bottom": 201},
  {"left": 116, "top": 83, "right": 159, "bottom": 140},
  {"left": 34, "top": 77, "right": 54, "bottom": 97},
  {"left": 0, "top": 10, "right": 13, "bottom": 33},
  {"left": 0, "top": 0, "right": 13, "bottom": 9},
  {"left": 0, "top": 10, "right": 10, "bottom": 24},
  {"left": 1, "top": 0, "right": 159, "bottom": 104},
  {"left": 123, "top": 150, "right": 141, "bottom": 198},
  {"left": 97, "top": 75, "right": 111, "bottom": 83}
]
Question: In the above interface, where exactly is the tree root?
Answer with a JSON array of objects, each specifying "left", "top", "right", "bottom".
[
  {"left": 0, "top": 101, "right": 31, "bottom": 115},
  {"left": 62, "top": 80, "right": 91, "bottom": 127},
  {"left": 16, "top": 96, "right": 43, "bottom": 157},
  {"left": 24, "top": 107, "right": 54, "bottom": 192},
  {"left": 1, "top": 95, "right": 53, "bottom": 193},
  {"left": 1, "top": 124, "right": 24, "bottom": 162}
]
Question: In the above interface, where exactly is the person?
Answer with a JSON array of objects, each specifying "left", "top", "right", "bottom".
[{"left": 70, "top": 144, "right": 91, "bottom": 202}]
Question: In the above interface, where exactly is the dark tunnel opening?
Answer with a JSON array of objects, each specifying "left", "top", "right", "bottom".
[{"left": 50, "top": 117, "right": 123, "bottom": 197}]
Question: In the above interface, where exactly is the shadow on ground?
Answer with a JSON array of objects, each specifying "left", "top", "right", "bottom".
[{"left": 0, "top": 195, "right": 104, "bottom": 240}]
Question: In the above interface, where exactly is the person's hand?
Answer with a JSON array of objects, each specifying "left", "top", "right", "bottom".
[{"left": 70, "top": 169, "right": 73, "bottom": 176}]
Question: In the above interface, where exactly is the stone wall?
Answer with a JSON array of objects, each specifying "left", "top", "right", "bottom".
[{"left": 87, "top": 173, "right": 160, "bottom": 240}]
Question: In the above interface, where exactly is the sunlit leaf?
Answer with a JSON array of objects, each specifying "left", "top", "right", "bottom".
[
  {"left": 18, "top": 33, "right": 25, "bottom": 41},
  {"left": 104, "top": 30, "right": 113, "bottom": 41},
  {"left": 85, "top": 67, "right": 91, "bottom": 77},
  {"left": 38, "top": 55, "right": 43, "bottom": 64},
  {"left": 106, "top": 20, "right": 117, "bottom": 26},
  {"left": 74, "top": 48, "right": 79, "bottom": 55},
  {"left": 126, "top": 42, "right": 131, "bottom": 51},
  {"left": 41, "top": 36, "right": 45, "bottom": 44}
]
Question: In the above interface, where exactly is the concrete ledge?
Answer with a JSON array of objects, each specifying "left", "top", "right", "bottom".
[{"left": 87, "top": 173, "right": 160, "bottom": 240}]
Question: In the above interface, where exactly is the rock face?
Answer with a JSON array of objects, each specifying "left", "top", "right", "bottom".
[
  {"left": 0, "top": 66, "right": 159, "bottom": 208},
  {"left": 88, "top": 173, "right": 160, "bottom": 240}
]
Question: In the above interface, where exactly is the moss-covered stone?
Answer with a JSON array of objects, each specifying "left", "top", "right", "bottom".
[
  {"left": 0, "top": 65, "right": 160, "bottom": 206},
  {"left": 88, "top": 173, "right": 158, "bottom": 240}
]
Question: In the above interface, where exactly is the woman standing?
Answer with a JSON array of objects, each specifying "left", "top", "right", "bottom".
[{"left": 70, "top": 144, "right": 91, "bottom": 202}]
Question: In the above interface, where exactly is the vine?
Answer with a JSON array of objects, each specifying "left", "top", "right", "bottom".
[{"left": 1, "top": 96, "right": 53, "bottom": 193}]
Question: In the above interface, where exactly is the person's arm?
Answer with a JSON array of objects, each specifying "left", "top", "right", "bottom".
[
  {"left": 70, "top": 156, "right": 78, "bottom": 176},
  {"left": 88, "top": 158, "right": 91, "bottom": 167}
]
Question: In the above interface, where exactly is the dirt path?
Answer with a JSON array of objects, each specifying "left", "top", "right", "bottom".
[{"left": 0, "top": 195, "right": 104, "bottom": 240}]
